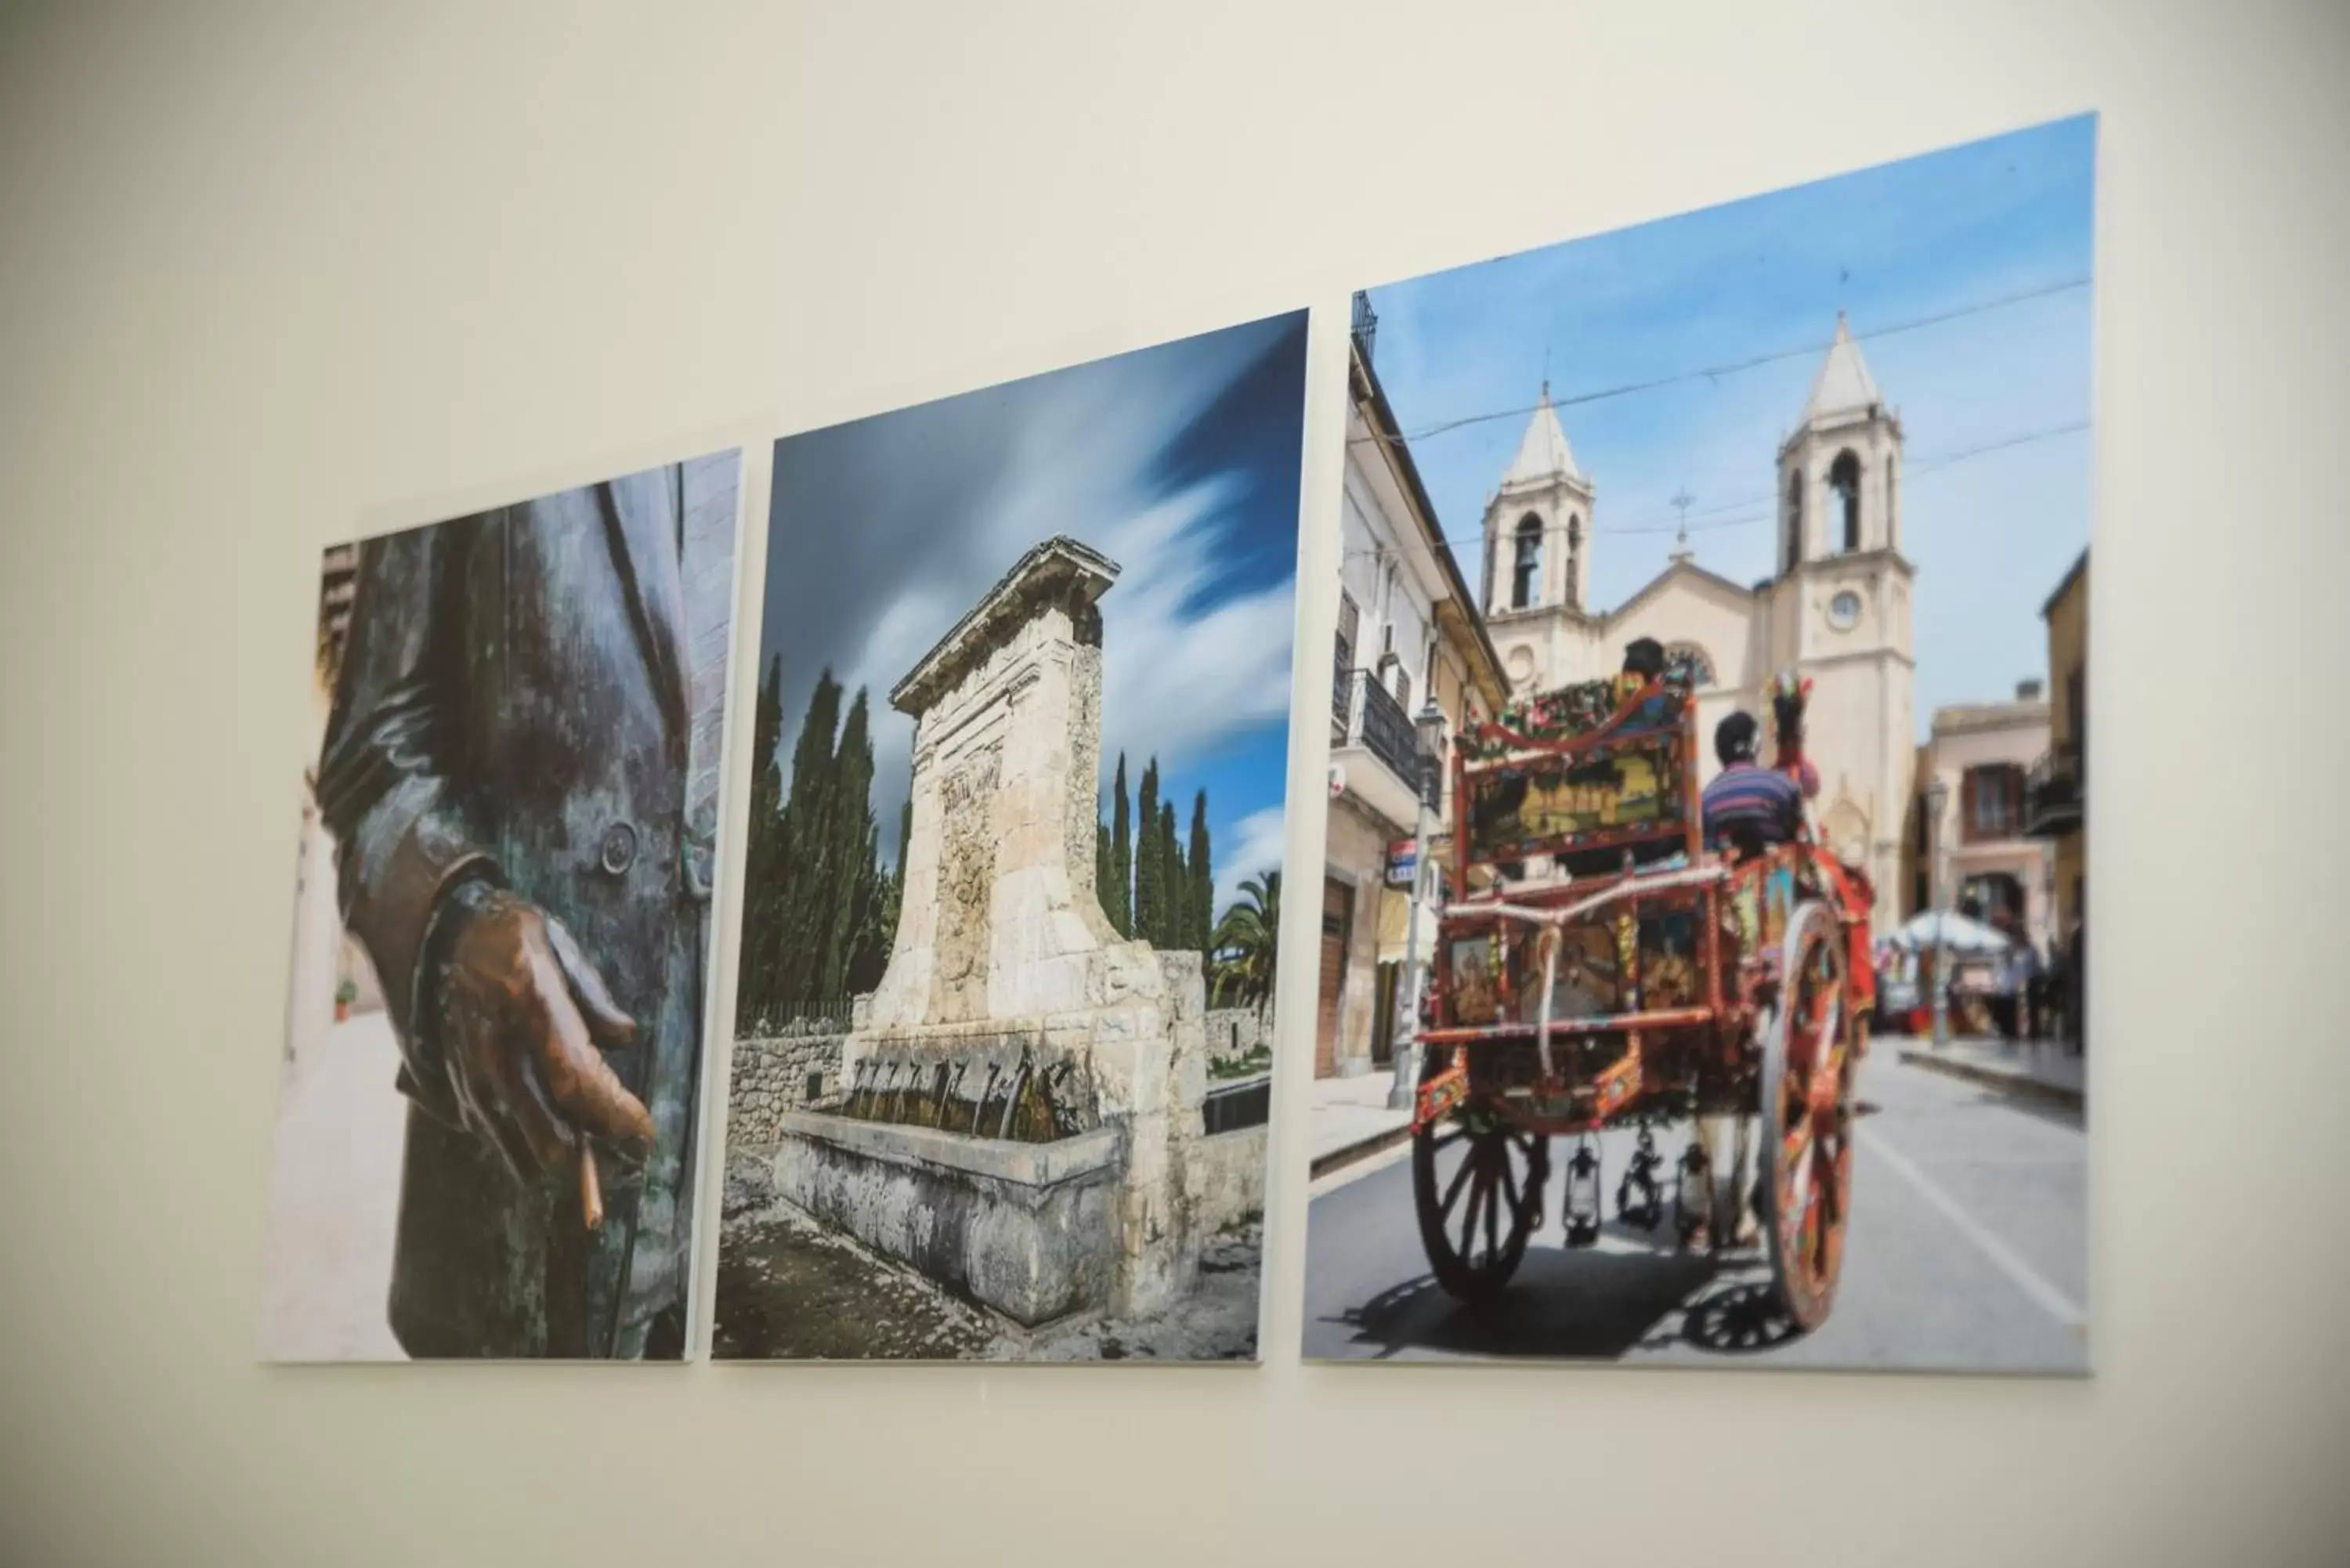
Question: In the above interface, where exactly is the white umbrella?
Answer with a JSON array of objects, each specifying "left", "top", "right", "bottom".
[{"left": 1891, "top": 910, "right": 2011, "bottom": 954}]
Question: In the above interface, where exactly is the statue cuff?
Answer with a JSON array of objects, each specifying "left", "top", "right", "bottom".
[{"left": 340, "top": 775, "right": 498, "bottom": 1055}]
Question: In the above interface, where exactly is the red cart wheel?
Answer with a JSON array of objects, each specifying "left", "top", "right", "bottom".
[
  {"left": 1759, "top": 898, "right": 1856, "bottom": 1331},
  {"left": 1413, "top": 1112, "right": 1548, "bottom": 1304}
]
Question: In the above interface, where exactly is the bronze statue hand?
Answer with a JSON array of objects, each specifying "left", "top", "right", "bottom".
[{"left": 436, "top": 887, "right": 655, "bottom": 1195}]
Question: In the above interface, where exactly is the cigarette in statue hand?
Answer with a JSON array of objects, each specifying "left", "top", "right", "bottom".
[{"left": 579, "top": 1141, "right": 604, "bottom": 1232}]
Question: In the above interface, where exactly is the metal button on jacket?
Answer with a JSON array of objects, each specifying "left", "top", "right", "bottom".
[{"left": 599, "top": 821, "right": 639, "bottom": 876}]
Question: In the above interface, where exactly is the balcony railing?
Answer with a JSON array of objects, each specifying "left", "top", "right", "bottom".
[
  {"left": 2023, "top": 744, "right": 2084, "bottom": 838},
  {"left": 1336, "top": 668, "right": 1421, "bottom": 790}
]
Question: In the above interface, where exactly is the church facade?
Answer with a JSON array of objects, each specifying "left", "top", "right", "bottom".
[{"left": 1476, "top": 316, "right": 1916, "bottom": 905}]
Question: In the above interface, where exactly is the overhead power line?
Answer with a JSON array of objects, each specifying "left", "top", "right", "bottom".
[
  {"left": 1350, "top": 273, "right": 2089, "bottom": 450},
  {"left": 1343, "top": 417, "right": 2088, "bottom": 562}
]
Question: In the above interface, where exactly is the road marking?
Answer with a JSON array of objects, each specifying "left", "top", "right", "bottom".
[{"left": 1856, "top": 1122, "right": 2087, "bottom": 1331}]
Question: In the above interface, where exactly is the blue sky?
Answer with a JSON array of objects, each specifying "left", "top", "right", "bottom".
[
  {"left": 759, "top": 311, "right": 1307, "bottom": 913},
  {"left": 1365, "top": 114, "right": 2096, "bottom": 734}
]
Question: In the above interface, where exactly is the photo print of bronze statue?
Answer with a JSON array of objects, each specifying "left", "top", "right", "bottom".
[
  {"left": 259, "top": 451, "right": 744, "bottom": 1360},
  {"left": 714, "top": 313, "right": 1307, "bottom": 1361}
]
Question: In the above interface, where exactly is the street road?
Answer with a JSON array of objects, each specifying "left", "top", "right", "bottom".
[{"left": 1301, "top": 1050, "right": 2087, "bottom": 1371}]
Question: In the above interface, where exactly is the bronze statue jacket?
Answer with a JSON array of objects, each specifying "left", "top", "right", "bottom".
[{"left": 316, "top": 461, "right": 732, "bottom": 1359}]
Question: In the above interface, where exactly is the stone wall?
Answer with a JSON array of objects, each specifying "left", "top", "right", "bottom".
[
  {"left": 1203, "top": 1003, "right": 1274, "bottom": 1071},
  {"left": 1188, "top": 1124, "right": 1268, "bottom": 1235},
  {"left": 727, "top": 1027, "right": 850, "bottom": 1149},
  {"left": 773, "top": 1111, "right": 1121, "bottom": 1324}
]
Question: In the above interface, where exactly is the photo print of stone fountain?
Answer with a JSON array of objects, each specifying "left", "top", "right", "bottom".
[{"left": 715, "top": 312, "right": 1307, "bottom": 1361}]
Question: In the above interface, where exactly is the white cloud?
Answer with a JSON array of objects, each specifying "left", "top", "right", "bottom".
[
  {"left": 1214, "top": 805, "right": 1289, "bottom": 916},
  {"left": 765, "top": 319, "right": 1301, "bottom": 865},
  {"left": 1095, "top": 479, "right": 1296, "bottom": 786}
]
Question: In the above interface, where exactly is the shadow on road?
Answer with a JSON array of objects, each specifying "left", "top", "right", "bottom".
[
  {"left": 1958, "top": 1089, "right": 2085, "bottom": 1132},
  {"left": 1677, "top": 1278, "right": 1803, "bottom": 1354},
  {"left": 1318, "top": 1236, "right": 1824, "bottom": 1362},
  {"left": 1322, "top": 1245, "right": 1728, "bottom": 1360}
]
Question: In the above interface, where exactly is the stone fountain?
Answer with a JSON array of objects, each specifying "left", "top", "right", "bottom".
[{"left": 771, "top": 537, "right": 1209, "bottom": 1325}]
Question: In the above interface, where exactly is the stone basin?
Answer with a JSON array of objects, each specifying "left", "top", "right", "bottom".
[{"left": 772, "top": 1107, "right": 1123, "bottom": 1326}]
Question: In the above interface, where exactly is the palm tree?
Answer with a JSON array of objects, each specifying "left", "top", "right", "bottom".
[{"left": 1209, "top": 870, "right": 1281, "bottom": 1007}]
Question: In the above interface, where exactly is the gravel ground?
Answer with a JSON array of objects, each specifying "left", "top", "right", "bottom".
[{"left": 712, "top": 1166, "right": 1262, "bottom": 1362}]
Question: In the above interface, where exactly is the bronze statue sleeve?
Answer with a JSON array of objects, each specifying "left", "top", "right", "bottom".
[{"left": 315, "top": 521, "right": 500, "bottom": 1093}]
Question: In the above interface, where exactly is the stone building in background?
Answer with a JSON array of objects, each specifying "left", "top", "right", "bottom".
[
  {"left": 2026, "top": 548, "right": 2088, "bottom": 1037},
  {"left": 1473, "top": 313, "right": 1918, "bottom": 908},
  {"left": 1321, "top": 299, "right": 1506, "bottom": 1080},
  {"left": 1906, "top": 686, "right": 2056, "bottom": 957}
]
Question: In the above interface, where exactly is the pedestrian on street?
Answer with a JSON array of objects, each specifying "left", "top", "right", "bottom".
[
  {"left": 1989, "top": 916, "right": 2023, "bottom": 1043},
  {"left": 2016, "top": 937, "right": 2045, "bottom": 1042},
  {"left": 2069, "top": 918, "right": 2088, "bottom": 1056},
  {"left": 2044, "top": 938, "right": 2070, "bottom": 1043}
]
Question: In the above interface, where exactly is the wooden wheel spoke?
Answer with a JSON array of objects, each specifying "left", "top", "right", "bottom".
[
  {"left": 1439, "top": 1145, "right": 1478, "bottom": 1216},
  {"left": 1781, "top": 1119, "right": 1813, "bottom": 1176},
  {"left": 1815, "top": 1138, "right": 1848, "bottom": 1225},
  {"left": 1757, "top": 901, "right": 1858, "bottom": 1331},
  {"left": 1458, "top": 1162, "right": 1489, "bottom": 1259},
  {"left": 1483, "top": 1169, "right": 1501, "bottom": 1263},
  {"left": 1415, "top": 1121, "right": 1539, "bottom": 1302}
]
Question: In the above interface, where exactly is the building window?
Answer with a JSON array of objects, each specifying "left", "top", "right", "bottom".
[
  {"left": 1565, "top": 515, "right": 1582, "bottom": 602},
  {"left": 1783, "top": 473, "right": 1802, "bottom": 573},
  {"left": 1511, "top": 515, "right": 1542, "bottom": 609},
  {"left": 1333, "top": 591, "right": 1359, "bottom": 723},
  {"left": 1390, "top": 657, "right": 1412, "bottom": 717},
  {"left": 1664, "top": 641, "right": 1716, "bottom": 688},
  {"left": 1961, "top": 763, "right": 2026, "bottom": 842},
  {"left": 1372, "top": 959, "right": 1401, "bottom": 1067},
  {"left": 1830, "top": 449, "right": 1863, "bottom": 552}
]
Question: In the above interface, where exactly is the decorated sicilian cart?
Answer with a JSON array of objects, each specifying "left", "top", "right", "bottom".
[{"left": 1410, "top": 656, "right": 1875, "bottom": 1329}]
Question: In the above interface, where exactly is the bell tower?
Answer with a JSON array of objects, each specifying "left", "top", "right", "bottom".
[
  {"left": 1777, "top": 312, "right": 1904, "bottom": 576},
  {"left": 1481, "top": 386, "right": 1594, "bottom": 623},
  {"left": 1768, "top": 312, "right": 1915, "bottom": 907}
]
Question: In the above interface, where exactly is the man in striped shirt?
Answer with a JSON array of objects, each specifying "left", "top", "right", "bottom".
[{"left": 1701, "top": 711, "right": 1805, "bottom": 855}]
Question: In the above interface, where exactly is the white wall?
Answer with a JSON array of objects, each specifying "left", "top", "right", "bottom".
[{"left": 4, "top": 2, "right": 2348, "bottom": 1565}]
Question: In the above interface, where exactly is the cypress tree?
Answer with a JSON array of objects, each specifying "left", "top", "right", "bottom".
[
  {"left": 1136, "top": 759, "right": 1160, "bottom": 945},
  {"left": 1110, "top": 753, "right": 1133, "bottom": 938},
  {"left": 736, "top": 667, "right": 914, "bottom": 1021},
  {"left": 733, "top": 655, "right": 788, "bottom": 1028},
  {"left": 775, "top": 669, "right": 843, "bottom": 1009},
  {"left": 895, "top": 780, "right": 913, "bottom": 877},
  {"left": 1157, "top": 800, "right": 1180, "bottom": 948},
  {"left": 1188, "top": 790, "right": 1213, "bottom": 956},
  {"left": 822, "top": 689, "right": 878, "bottom": 1003}
]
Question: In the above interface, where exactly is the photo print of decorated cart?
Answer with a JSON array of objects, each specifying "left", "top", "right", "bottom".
[{"left": 1410, "top": 657, "right": 1876, "bottom": 1331}]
